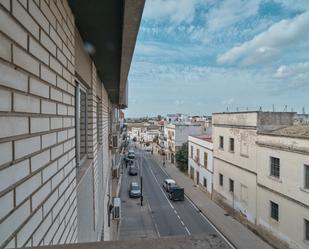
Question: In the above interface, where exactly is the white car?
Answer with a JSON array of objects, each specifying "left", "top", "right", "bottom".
[{"left": 163, "top": 179, "right": 177, "bottom": 192}]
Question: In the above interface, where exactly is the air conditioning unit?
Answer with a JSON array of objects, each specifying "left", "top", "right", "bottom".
[
  {"left": 109, "top": 134, "right": 118, "bottom": 148},
  {"left": 112, "top": 197, "right": 121, "bottom": 220}
]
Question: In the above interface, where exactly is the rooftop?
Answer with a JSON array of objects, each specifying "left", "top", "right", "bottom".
[
  {"left": 190, "top": 135, "right": 213, "bottom": 143},
  {"left": 259, "top": 125, "right": 309, "bottom": 139}
]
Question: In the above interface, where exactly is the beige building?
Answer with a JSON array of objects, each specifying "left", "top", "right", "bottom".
[
  {"left": 213, "top": 111, "right": 309, "bottom": 249},
  {"left": 165, "top": 123, "right": 203, "bottom": 164},
  {"left": 256, "top": 126, "right": 309, "bottom": 249},
  {"left": 212, "top": 112, "right": 295, "bottom": 224},
  {"left": 0, "top": 0, "right": 144, "bottom": 248}
]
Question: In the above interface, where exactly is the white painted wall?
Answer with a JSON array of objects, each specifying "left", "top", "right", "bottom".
[{"left": 188, "top": 136, "right": 213, "bottom": 194}]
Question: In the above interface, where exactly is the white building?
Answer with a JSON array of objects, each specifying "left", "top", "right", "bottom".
[
  {"left": 166, "top": 123, "right": 203, "bottom": 163},
  {"left": 0, "top": 1, "right": 144, "bottom": 247},
  {"left": 188, "top": 135, "right": 213, "bottom": 196},
  {"left": 256, "top": 125, "right": 309, "bottom": 249}
]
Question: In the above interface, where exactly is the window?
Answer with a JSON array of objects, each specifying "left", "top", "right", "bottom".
[
  {"left": 97, "top": 101, "right": 100, "bottom": 145},
  {"left": 191, "top": 145, "right": 193, "bottom": 158},
  {"left": 219, "top": 136, "right": 224, "bottom": 149},
  {"left": 203, "top": 177, "right": 207, "bottom": 188},
  {"left": 305, "top": 165, "right": 309, "bottom": 189},
  {"left": 196, "top": 148, "right": 200, "bottom": 163},
  {"left": 270, "top": 157, "right": 280, "bottom": 178},
  {"left": 229, "top": 138, "right": 234, "bottom": 152},
  {"left": 204, "top": 152, "right": 208, "bottom": 168},
  {"left": 305, "top": 219, "right": 309, "bottom": 241},
  {"left": 270, "top": 201, "right": 279, "bottom": 221},
  {"left": 76, "top": 82, "right": 88, "bottom": 166},
  {"left": 219, "top": 173, "right": 223, "bottom": 186},
  {"left": 240, "top": 184, "right": 248, "bottom": 204},
  {"left": 229, "top": 179, "right": 234, "bottom": 192}
]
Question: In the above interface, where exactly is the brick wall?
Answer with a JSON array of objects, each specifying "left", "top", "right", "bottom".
[{"left": 0, "top": 0, "right": 77, "bottom": 247}]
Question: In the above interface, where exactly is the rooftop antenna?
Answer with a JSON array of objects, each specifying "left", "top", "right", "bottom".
[
  {"left": 226, "top": 106, "right": 229, "bottom": 112},
  {"left": 302, "top": 107, "right": 305, "bottom": 114},
  {"left": 284, "top": 105, "right": 287, "bottom": 112},
  {"left": 259, "top": 106, "right": 262, "bottom": 111},
  {"left": 272, "top": 104, "right": 275, "bottom": 112}
]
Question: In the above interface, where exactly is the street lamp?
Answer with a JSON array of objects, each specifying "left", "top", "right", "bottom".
[{"left": 140, "top": 149, "right": 143, "bottom": 206}]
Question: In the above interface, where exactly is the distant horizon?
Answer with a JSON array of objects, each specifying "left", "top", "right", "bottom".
[{"left": 125, "top": 0, "right": 309, "bottom": 118}]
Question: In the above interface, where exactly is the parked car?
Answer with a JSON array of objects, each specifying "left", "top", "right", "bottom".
[
  {"left": 163, "top": 178, "right": 177, "bottom": 192},
  {"left": 168, "top": 186, "right": 184, "bottom": 201},
  {"left": 129, "top": 181, "right": 141, "bottom": 198},
  {"left": 128, "top": 165, "right": 138, "bottom": 176},
  {"left": 127, "top": 150, "right": 135, "bottom": 159}
]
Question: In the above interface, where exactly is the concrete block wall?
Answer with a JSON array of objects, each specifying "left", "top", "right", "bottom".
[{"left": 0, "top": 0, "right": 77, "bottom": 247}]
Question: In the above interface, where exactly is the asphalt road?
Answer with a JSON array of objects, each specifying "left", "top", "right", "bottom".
[{"left": 119, "top": 146, "right": 232, "bottom": 248}]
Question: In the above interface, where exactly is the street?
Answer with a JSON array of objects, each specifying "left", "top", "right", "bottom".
[{"left": 119, "top": 145, "right": 232, "bottom": 248}]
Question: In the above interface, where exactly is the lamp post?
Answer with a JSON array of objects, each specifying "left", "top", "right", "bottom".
[{"left": 140, "top": 149, "right": 143, "bottom": 206}]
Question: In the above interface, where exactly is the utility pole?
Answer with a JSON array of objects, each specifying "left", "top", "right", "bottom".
[{"left": 140, "top": 149, "right": 143, "bottom": 206}]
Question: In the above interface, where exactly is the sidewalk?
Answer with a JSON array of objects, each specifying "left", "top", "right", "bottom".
[{"left": 152, "top": 153, "right": 273, "bottom": 249}]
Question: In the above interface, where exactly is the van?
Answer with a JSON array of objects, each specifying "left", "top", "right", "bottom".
[{"left": 163, "top": 178, "right": 176, "bottom": 192}]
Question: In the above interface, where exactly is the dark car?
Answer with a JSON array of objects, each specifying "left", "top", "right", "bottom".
[
  {"left": 129, "top": 182, "right": 141, "bottom": 198},
  {"left": 128, "top": 165, "right": 138, "bottom": 176},
  {"left": 168, "top": 186, "right": 184, "bottom": 201}
]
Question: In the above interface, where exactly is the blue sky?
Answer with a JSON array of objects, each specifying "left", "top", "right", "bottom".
[{"left": 125, "top": 0, "right": 309, "bottom": 117}]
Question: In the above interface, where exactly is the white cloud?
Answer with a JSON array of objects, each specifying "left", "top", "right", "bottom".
[
  {"left": 217, "top": 11, "right": 309, "bottom": 65},
  {"left": 274, "top": 62, "right": 309, "bottom": 87},
  {"left": 206, "top": 0, "right": 260, "bottom": 32},
  {"left": 143, "top": 0, "right": 198, "bottom": 24},
  {"left": 275, "top": 62, "right": 309, "bottom": 78}
]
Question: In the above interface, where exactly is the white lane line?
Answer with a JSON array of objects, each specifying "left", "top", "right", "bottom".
[
  {"left": 148, "top": 166, "right": 174, "bottom": 209},
  {"left": 147, "top": 163, "right": 191, "bottom": 236},
  {"left": 150, "top": 154, "right": 236, "bottom": 248},
  {"left": 177, "top": 215, "right": 181, "bottom": 220},
  {"left": 180, "top": 220, "right": 185, "bottom": 226},
  {"left": 184, "top": 226, "right": 191, "bottom": 236},
  {"left": 185, "top": 195, "right": 236, "bottom": 249}
]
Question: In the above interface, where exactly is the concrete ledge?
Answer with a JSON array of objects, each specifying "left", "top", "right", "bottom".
[{"left": 33, "top": 234, "right": 229, "bottom": 249}]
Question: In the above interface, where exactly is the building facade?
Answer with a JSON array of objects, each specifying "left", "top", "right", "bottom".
[
  {"left": 166, "top": 123, "right": 203, "bottom": 164},
  {"left": 0, "top": 0, "right": 144, "bottom": 248},
  {"left": 212, "top": 112, "right": 295, "bottom": 224},
  {"left": 188, "top": 135, "right": 213, "bottom": 196},
  {"left": 256, "top": 126, "right": 309, "bottom": 249},
  {"left": 212, "top": 111, "right": 309, "bottom": 249}
]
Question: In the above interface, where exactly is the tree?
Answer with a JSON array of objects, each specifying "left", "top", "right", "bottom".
[
  {"left": 145, "top": 141, "right": 150, "bottom": 147},
  {"left": 133, "top": 137, "right": 137, "bottom": 142},
  {"left": 153, "top": 136, "right": 159, "bottom": 144},
  {"left": 175, "top": 142, "right": 188, "bottom": 172},
  {"left": 157, "top": 115, "right": 162, "bottom": 121}
]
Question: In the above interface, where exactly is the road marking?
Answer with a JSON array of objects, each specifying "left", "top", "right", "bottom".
[
  {"left": 185, "top": 195, "right": 236, "bottom": 249},
  {"left": 149, "top": 153, "right": 236, "bottom": 249},
  {"left": 180, "top": 220, "right": 185, "bottom": 226},
  {"left": 184, "top": 226, "right": 191, "bottom": 235},
  {"left": 144, "top": 153, "right": 192, "bottom": 236},
  {"left": 148, "top": 166, "right": 174, "bottom": 209}
]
